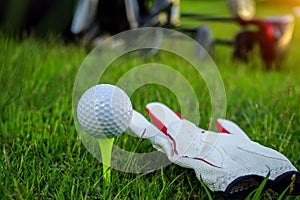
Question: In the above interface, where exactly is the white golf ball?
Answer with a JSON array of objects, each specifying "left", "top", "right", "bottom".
[{"left": 77, "top": 84, "right": 133, "bottom": 138}]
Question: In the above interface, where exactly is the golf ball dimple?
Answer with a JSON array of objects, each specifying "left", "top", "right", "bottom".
[{"left": 77, "top": 84, "right": 133, "bottom": 138}]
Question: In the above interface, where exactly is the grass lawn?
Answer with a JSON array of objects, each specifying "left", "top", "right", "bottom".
[{"left": 1, "top": 0, "right": 300, "bottom": 199}]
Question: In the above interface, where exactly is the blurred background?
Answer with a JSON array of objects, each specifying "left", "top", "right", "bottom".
[{"left": 0, "top": 0, "right": 299, "bottom": 39}]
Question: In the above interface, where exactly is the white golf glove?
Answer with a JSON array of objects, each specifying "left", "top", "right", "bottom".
[{"left": 129, "top": 102, "right": 299, "bottom": 199}]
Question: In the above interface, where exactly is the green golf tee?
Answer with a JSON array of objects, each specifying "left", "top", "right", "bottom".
[{"left": 97, "top": 137, "right": 115, "bottom": 182}]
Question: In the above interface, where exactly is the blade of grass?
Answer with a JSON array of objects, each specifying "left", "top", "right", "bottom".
[
  {"left": 245, "top": 173, "right": 270, "bottom": 200},
  {"left": 199, "top": 177, "right": 213, "bottom": 200}
]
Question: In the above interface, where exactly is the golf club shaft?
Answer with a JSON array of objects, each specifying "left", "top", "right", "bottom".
[{"left": 181, "top": 13, "right": 236, "bottom": 22}]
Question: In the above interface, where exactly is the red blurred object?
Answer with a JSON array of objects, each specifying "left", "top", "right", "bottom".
[{"left": 236, "top": 15, "right": 295, "bottom": 69}]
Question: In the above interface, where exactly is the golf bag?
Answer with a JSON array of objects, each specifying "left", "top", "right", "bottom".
[{"left": 71, "top": 0, "right": 179, "bottom": 44}]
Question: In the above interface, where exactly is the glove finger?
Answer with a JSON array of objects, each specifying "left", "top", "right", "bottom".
[
  {"left": 129, "top": 110, "right": 177, "bottom": 157},
  {"left": 216, "top": 119, "right": 250, "bottom": 141},
  {"left": 146, "top": 102, "right": 183, "bottom": 132},
  {"left": 146, "top": 102, "right": 204, "bottom": 156},
  {"left": 146, "top": 102, "right": 186, "bottom": 155},
  {"left": 129, "top": 110, "right": 161, "bottom": 138}
]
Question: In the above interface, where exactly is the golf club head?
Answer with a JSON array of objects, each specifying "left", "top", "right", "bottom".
[
  {"left": 226, "top": 0, "right": 256, "bottom": 20},
  {"left": 71, "top": 0, "right": 99, "bottom": 34}
]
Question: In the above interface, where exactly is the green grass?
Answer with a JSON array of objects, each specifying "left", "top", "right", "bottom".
[{"left": 1, "top": 1, "right": 300, "bottom": 199}]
